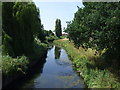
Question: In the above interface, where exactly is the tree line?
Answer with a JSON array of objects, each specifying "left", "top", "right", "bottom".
[
  {"left": 2, "top": 2, "right": 45, "bottom": 57},
  {"left": 2, "top": 2, "right": 60, "bottom": 58},
  {"left": 65, "top": 2, "right": 120, "bottom": 64}
]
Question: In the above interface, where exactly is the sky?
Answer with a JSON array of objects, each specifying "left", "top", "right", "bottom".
[{"left": 33, "top": 1, "right": 84, "bottom": 32}]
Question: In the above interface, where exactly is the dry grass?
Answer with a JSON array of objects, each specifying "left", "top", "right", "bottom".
[
  {"left": 57, "top": 39, "right": 97, "bottom": 61},
  {"left": 53, "top": 39, "right": 120, "bottom": 88}
]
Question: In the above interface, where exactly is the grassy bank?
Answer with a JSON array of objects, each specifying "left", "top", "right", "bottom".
[
  {"left": 2, "top": 40, "right": 48, "bottom": 87},
  {"left": 54, "top": 39, "right": 120, "bottom": 88}
]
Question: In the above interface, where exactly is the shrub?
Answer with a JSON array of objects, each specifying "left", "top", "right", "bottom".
[{"left": 2, "top": 55, "right": 29, "bottom": 76}]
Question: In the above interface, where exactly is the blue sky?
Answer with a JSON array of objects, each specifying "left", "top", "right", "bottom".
[{"left": 33, "top": 1, "right": 84, "bottom": 31}]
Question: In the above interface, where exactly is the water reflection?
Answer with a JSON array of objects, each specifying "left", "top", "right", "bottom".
[
  {"left": 19, "top": 45, "right": 85, "bottom": 88},
  {"left": 54, "top": 46, "right": 71, "bottom": 66},
  {"left": 48, "top": 44, "right": 54, "bottom": 51},
  {"left": 54, "top": 46, "right": 61, "bottom": 59},
  {"left": 15, "top": 52, "right": 47, "bottom": 88}
]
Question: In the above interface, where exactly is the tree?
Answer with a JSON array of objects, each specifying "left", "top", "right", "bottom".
[
  {"left": 55, "top": 19, "right": 62, "bottom": 38},
  {"left": 66, "top": 2, "right": 120, "bottom": 64},
  {"left": 2, "top": 2, "right": 44, "bottom": 57}
]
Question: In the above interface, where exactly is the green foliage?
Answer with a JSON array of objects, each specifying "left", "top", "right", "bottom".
[
  {"left": 2, "top": 55, "right": 29, "bottom": 76},
  {"left": 2, "top": 31, "right": 15, "bottom": 57},
  {"left": 45, "top": 36, "right": 55, "bottom": 42},
  {"left": 65, "top": 2, "right": 120, "bottom": 63},
  {"left": 74, "top": 57, "right": 120, "bottom": 88},
  {"left": 43, "top": 30, "right": 56, "bottom": 42},
  {"left": 2, "top": 2, "right": 48, "bottom": 85},
  {"left": 54, "top": 40, "right": 120, "bottom": 88},
  {"left": 37, "top": 24, "right": 46, "bottom": 42},
  {"left": 33, "top": 38, "right": 47, "bottom": 56},
  {"left": 2, "top": 2, "right": 44, "bottom": 57},
  {"left": 2, "top": 38, "right": 47, "bottom": 83},
  {"left": 55, "top": 19, "right": 62, "bottom": 38}
]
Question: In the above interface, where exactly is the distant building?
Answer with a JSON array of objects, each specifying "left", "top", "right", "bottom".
[{"left": 62, "top": 32, "right": 68, "bottom": 37}]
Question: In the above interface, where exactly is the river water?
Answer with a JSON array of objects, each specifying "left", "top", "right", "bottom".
[{"left": 20, "top": 45, "right": 85, "bottom": 88}]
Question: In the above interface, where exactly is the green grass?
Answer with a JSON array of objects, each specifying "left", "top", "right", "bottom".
[{"left": 54, "top": 39, "right": 120, "bottom": 88}]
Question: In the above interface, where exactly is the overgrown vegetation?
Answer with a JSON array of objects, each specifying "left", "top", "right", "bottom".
[
  {"left": 2, "top": 55, "right": 29, "bottom": 76},
  {"left": 2, "top": 40, "right": 47, "bottom": 77},
  {"left": 2, "top": 1, "right": 120, "bottom": 88},
  {"left": 42, "top": 30, "right": 58, "bottom": 43},
  {"left": 65, "top": 2, "right": 120, "bottom": 66},
  {"left": 54, "top": 39, "right": 120, "bottom": 88},
  {"left": 2, "top": 2, "right": 45, "bottom": 57},
  {"left": 2, "top": 1, "right": 48, "bottom": 87}
]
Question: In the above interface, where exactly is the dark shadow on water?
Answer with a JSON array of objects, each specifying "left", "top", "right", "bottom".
[
  {"left": 3, "top": 53, "right": 47, "bottom": 89},
  {"left": 54, "top": 46, "right": 61, "bottom": 59},
  {"left": 48, "top": 44, "right": 54, "bottom": 51}
]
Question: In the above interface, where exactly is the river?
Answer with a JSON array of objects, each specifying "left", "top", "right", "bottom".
[{"left": 20, "top": 45, "right": 85, "bottom": 88}]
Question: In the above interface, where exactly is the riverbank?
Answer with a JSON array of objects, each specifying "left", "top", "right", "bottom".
[
  {"left": 2, "top": 42, "right": 48, "bottom": 88},
  {"left": 17, "top": 45, "right": 86, "bottom": 88},
  {"left": 54, "top": 39, "right": 120, "bottom": 88}
]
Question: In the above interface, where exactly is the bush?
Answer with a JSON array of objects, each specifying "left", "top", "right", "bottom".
[
  {"left": 2, "top": 55, "right": 29, "bottom": 76},
  {"left": 27, "top": 38, "right": 48, "bottom": 60}
]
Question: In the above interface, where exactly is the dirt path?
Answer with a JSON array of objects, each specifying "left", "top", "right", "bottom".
[{"left": 61, "top": 38, "right": 69, "bottom": 41}]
